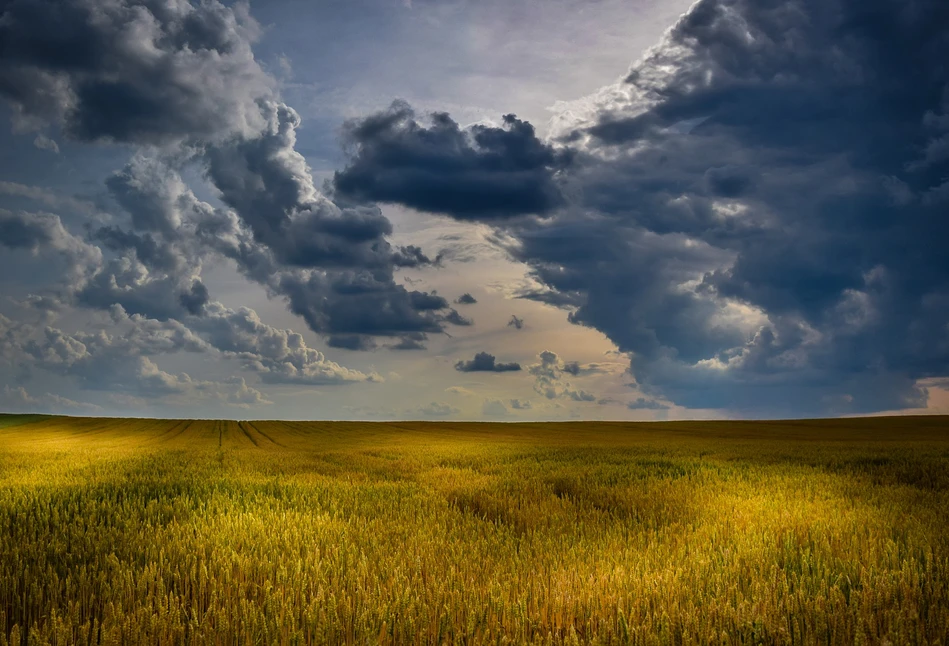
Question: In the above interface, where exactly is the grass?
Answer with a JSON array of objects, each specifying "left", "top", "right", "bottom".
[{"left": 0, "top": 414, "right": 947, "bottom": 644}]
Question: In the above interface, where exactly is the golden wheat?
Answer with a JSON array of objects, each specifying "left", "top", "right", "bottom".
[{"left": 0, "top": 414, "right": 947, "bottom": 644}]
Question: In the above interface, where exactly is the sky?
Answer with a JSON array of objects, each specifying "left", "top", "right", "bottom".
[{"left": 0, "top": 0, "right": 947, "bottom": 421}]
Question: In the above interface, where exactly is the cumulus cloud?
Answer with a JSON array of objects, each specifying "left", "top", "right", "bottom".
[
  {"left": 5, "top": 0, "right": 947, "bottom": 418},
  {"left": 0, "top": 209, "right": 104, "bottom": 299},
  {"left": 455, "top": 293, "right": 478, "bottom": 305},
  {"left": 198, "top": 101, "right": 450, "bottom": 340},
  {"left": 333, "top": 101, "right": 570, "bottom": 220},
  {"left": 0, "top": 0, "right": 274, "bottom": 143},
  {"left": 64, "top": 140, "right": 444, "bottom": 342},
  {"left": 334, "top": 0, "right": 949, "bottom": 415},
  {"left": 509, "top": 398, "right": 532, "bottom": 410},
  {"left": 217, "top": 377, "right": 272, "bottom": 408},
  {"left": 0, "top": 294, "right": 372, "bottom": 412},
  {"left": 0, "top": 209, "right": 98, "bottom": 263},
  {"left": 454, "top": 352, "right": 522, "bottom": 373},
  {"left": 187, "top": 303, "right": 377, "bottom": 385},
  {"left": 0, "top": 319, "right": 264, "bottom": 405},
  {"left": 527, "top": 350, "right": 604, "bottom": 402},
  {"left": 205, "top": 102, "right": 416, "bottom": 271},
  {"left": 531, "top": 0, "right": 949, "bottom": 414},
  {"left": 0, "top": 0, "right": 453, "bottom": 416},
  {"left": 1, "top": 0, "right": 450, "bottom": 355}
]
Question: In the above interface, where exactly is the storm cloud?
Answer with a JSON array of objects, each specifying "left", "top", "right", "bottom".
[
  {"left": 0, "top": 0, "right": 450, "bottom": 354},
  {"left": 0, "top": 0, "right": 273, "bottom": 144},
  {"left": 333, "top": 101, "right": 569, "bottom": 220},
  {"left": 343, "top": 0, "right": 949, "bottom": 415},
  {"left": 2, "top": 0, "right": 947, "bottom": 418}
]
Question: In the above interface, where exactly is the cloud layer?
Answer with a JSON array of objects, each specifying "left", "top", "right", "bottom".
[
  {"left": 328, "top": 0, "right": 949, "bottom": 415},
  {"left": 1, "top": 0, "right": 947, "bottom": 417},
  {"left": 0, "top": 0, "right": 448, "bottom": 412}
]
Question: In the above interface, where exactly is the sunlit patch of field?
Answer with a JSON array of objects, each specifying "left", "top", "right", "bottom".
[{"left": 1, "top": 415, "right": 947, "bottom": 645}]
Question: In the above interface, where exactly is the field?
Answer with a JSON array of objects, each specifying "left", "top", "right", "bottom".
[{"left": 1, "top": 414, "right": 948, "bottom": 645}]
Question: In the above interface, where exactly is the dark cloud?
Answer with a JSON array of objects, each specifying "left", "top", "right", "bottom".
[
  {"left": 0, "top": 209, "right": 98, "bottom": 264},
  {"left": 178, "top": 280, "right": 210, "bottom": 316},
  {"left": 386, "top": 332, "right": 428, "bottom": 351},
  {"left": 0, "top": 209, "right": 61, "bottom": 250},
  {"left": 371, "top": 0, "right": 949, "bottom": 415},
  {"left": 561, "top": 361, "right": 581, "bottom": 376},
  {"left": 198, "top": 101, "right": 450, "bottom": 339},
  {"left": 333, "top": 101, "right": 569, "bottom": 220},
  {"left": 80, "top": 137, "right": 447, "bottom": 343},
  {"left": 507, "top": 314, "right": 525, "bottom": 330},
  {"left": 0, "top": 209, "right": 103, "bottom": 300},
  {"left": 75, "top": 256, "right": 204, "bottom": 322},
  {"left": 509, "top": 398, "right": 532, "bottom": 410},
  {"left": 627, "top": 397, "right": 670, "bottom": 411},
  {"left": 105, "top": 156, "right": 192, "bottom": 235},
  {"left": 444, "top": 309, "right": 473, "bottom": 327},
  {"left": 513, "top": 288, "right": 584, "bottom": 310},
  {"left": 455, "top": 293, "right": 478, "bottom": 305},
  {"left": 5, "top": 0, "right": 947, "bottom": 418},
  {"left": 93, "top": 227, "right": 181, "bottom": 274},
  {"left": 0, "top": 0, "right": 273, "bottom": 143},
  {"left": 1, "top": 0, "right": 449, "bottom": 355},
  {"left": 548, "top": 0, "right": 949, "bottom": 414},
  {"left": 326, "top": 334, "right": 377, "bottom": 351},
  {"left": 454, "top": 352, "right": 521, "bottom": 373},
  {"left": 703, "top": 165, "right": 756, "bottom": 198},
  {"left": 71, "top": 165, "right": 203, "bottom": 325},
  {"left": 203, "top": 101, "right": 428, "bottom": 272}
]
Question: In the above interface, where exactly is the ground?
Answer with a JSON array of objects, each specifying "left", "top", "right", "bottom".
[{"left": 1, "top": 414, "right": 947, "bottom": 644}]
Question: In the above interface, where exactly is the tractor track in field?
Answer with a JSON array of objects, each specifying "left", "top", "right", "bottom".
[
  {"left": 153, "top": 419, "right": 193, "bottom": 443},
  {"left": 244, "top": 421, "right": 285, "bottom": 447},
  {"left": 237, "top": 421, "right": 260, "bottom": 447}
]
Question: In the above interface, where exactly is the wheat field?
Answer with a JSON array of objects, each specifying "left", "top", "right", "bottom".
[{"left": 0, "top": 413, "right": 947, "bottom": 645}]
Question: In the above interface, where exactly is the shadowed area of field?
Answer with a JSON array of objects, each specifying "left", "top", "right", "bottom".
[
  {"left": 1, "top": 415, "right": 947, "bottom": 644},
  {"left": 4, "top": 413, "right": 949, "bottom": 448}
]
